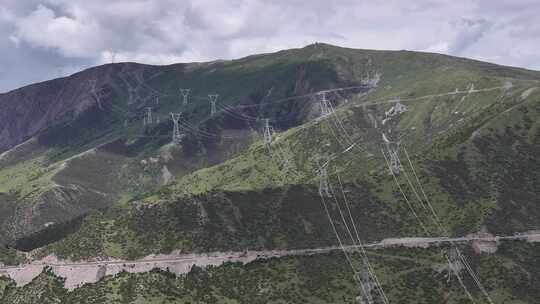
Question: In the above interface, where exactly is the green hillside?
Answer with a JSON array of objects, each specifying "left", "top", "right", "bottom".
[
  {"left": 1, "top": 43, "right": 540, "bottom": 303},
  {"left": 17, "top": 44, "right": 538, "bottom": 262}
]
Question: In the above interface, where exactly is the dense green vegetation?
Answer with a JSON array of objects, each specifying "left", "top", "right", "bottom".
[
  {"left": 0, "top": 245, "right": 25, "bottom": 266},
  {"left": 3, "top": 243, "right": 540, "bottom": 303}
]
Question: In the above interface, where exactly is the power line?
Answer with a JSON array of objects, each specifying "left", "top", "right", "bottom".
[
  {"left": 381, "top": 147, "right": 429, "bottom": 234},
  {"left": 318, "top": 186, "right": 372, "bottom": 303},
  {"left": 104, "top": 82, "right": 508, "bottom": 143},
  {"left": 330, "top": 178, "right": 390, "bottom": 304},
  {"left": 400, "top": 146, "right": 495, "bottom": 304}
]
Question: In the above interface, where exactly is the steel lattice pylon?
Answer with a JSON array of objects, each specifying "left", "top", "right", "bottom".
[{"left": 170, "top": 112, "right": 184, "bottom": 144}]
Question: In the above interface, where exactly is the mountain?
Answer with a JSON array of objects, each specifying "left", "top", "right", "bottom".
[{"left": 1, "top": 43, "right": 540, "bottom": 303}]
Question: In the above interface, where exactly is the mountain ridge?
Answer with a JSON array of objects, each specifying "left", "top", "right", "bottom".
[
  {"left": 2, "top": 43, "right": 539, "bottom": 153},
  {"left": 0, "top": 44, "right": 540, "bottom": 270},
  {"left": 0, "top": 43, "right": 540, "bottom": 303}
]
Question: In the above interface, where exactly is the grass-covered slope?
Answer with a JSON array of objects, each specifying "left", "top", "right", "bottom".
[
  {"left": 35, "top": 78, "right": 540, "bottom": 262},
  {"left": 1, "top": 43, "right": 540, "bottom": 264}
]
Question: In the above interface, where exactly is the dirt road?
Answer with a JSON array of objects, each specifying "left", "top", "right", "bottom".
[{"left": 1, "top": 231, "right": 538, "bottom": 290}]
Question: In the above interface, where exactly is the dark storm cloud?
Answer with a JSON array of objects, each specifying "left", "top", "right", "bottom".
[{"left": 0, "top": 0, "right": 539, "bottom": 93}]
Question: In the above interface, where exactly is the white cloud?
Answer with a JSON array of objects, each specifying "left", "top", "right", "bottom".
[
  {"left": 13, "top": 4, "right": 101, "bottom": 56},
  {"left": 424, "top": 42, "right": 450, "bottom": 54},
  {"left": 448, "top": 18, "right": 493, "bottom": 54},
  {"left": 8, "top": 34, "right": 19, "bottom": 47},
  {"left": 0, "top": 0, "right": 539, "bottom": 92},
  {"left": 0, "top": 7, "right": 16, "bottom": 23}
]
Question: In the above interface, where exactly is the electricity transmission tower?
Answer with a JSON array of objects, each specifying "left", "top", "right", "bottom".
[
  {"left": 170, "top": 112, "right": 184, "bottom": 144},
  {"left": 144, "top": 107, "right": 153, "bottom": 125},
  {"left": 180, "top": 89, "right": 190, "bottom": 105},
  {"left": 110, "top": 51, "right": 117, "bottom": 64},
  {"left": 318, "top": 157, "right": 332, "bottom": 197},
  {"left": 263, "top": 118, "right": 274, "bottom": 146},
  {"left": 446, "top": 247, "right": 462, "bottom": 282},
  {"left": 208, "top": 94, "right": 219, "bottom": 116},
  {"left": 318, "top": 91, "right": 333, "bottom": 117},
  {"left": 355, "top": 265, "right": 374, "bottom": 304},
  {"left": 382, "top": 133, "right": 401, "bottom": 175}
]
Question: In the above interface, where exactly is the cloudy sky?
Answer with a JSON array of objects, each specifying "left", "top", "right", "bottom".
[{"left": 1, "top": 0, "right": 539, "bottom": 92}]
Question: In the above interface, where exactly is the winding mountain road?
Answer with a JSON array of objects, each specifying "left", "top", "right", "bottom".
[{"left": 1, "top": 231, "right": 538, "bottom": 290}]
